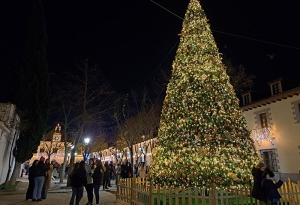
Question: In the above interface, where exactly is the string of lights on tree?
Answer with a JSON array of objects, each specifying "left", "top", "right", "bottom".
[{"left": 149, "top": 0, "right": 260, "bottom": 189}]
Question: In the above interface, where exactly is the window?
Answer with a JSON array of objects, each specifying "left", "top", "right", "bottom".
[
  {"left": 291, "top": 100, "right": 300, "bottom": 124},
  {"left": 260, "top": 149, "right": 278, "bottom": 172},
  {"left": 243, "top": 94, "right": 250, "bottom": 105},
  {"left": 260, "top": 113, "right": 268, "bottom": 128},
  {"left": 272, "top": 83, "right": 281, "bottom": 95}
]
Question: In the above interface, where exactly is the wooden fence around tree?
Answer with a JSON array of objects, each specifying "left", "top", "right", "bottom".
[{"left": 116, "top": 175, "right": 300, "bottom": 205}]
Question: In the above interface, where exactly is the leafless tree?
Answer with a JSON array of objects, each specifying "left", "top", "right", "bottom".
[
  {"left": 54, "top": 92, "right": 76, "bottom": 184},
  {"left": 223, "top": 58, "right": 256, "bottom": 95},
  {"left": 114, "top": 89, "right": 161, "bottom": 169},
  {"left": 54, "top": 60, "right": 114, "bottom": 185}
]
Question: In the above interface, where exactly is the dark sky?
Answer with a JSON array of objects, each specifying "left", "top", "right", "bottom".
[{"left": 1, "top": 0, "right": 300, "bottom": 102}]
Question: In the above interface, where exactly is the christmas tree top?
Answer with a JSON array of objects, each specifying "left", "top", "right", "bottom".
[{"left": 149, "top": 0, "right": 260, "bottom": 189}]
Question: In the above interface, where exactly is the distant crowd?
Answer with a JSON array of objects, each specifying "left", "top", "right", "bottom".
[
  {"left": 23, "top": 157, "right": 285, "bottom": 205},
  {"left": 24, "top": 157, "right": 148, "bottom": 205}
]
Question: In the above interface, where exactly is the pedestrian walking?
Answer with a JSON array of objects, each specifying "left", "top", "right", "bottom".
[
  {"left": 69, "top": 161, "right": 87, "bottom": 205},
  {"left": 25, "top": 160, "right": 39, "bottom": 201}
]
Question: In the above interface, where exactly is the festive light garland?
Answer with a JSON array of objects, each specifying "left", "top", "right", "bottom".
[
  {"left": 148, "top": 0, "right": 260, "bottom": 189},
  {"left": 252, "top": 126, "right": 274, "bottom": 145}
]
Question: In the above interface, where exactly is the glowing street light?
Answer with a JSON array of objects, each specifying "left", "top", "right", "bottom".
[
  {"left": 84, "top": 138, "right": 90, "bottom": 163},
  {"left": 84, "top": 138, "right": 90, "bottom": 145}
]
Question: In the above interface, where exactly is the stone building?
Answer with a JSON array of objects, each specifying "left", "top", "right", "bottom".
[
  {"left": 242, "top": 78, "right": 300, "bottom": 181},
  {"left": 0, "top": 103, "right": 20, "bottom": 184}
]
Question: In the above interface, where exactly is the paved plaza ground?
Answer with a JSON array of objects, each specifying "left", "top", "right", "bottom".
[{"left": 0, "top": 176, "right": 127, "bottom": 205}]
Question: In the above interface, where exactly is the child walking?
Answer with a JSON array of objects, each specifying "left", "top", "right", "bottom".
[{"left": 261, "top": 173, "right": 283, "bottom": 205}]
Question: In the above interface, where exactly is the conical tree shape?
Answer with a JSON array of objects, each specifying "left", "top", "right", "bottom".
[{"left": 149, "top": 0, "right": 260, "bottom": 188}]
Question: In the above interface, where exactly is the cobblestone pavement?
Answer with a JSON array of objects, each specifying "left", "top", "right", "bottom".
[{"left": 0, "top": 176, "right": 128, "bottom": 205}]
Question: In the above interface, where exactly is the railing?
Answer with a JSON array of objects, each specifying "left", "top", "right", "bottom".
[{"left": 117, "top": 175, "right": 300, "bottom": 205}]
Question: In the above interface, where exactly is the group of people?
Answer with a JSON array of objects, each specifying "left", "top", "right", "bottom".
[
  {"left": 27, "top": 158, "right": 281, "bottom": 204},
  {"left": 69, "top": 159, "right": 116, "bottom": 205},
  {"left": 251, "top": 162, "right": 283, "bottom": 205},
  {"left": 25, "top": 156, "right": 53, "bottom": 201}
]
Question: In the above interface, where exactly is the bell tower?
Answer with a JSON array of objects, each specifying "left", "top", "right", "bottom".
[{"left": 52, "top": 123, "right": 62, "bottom": 142}]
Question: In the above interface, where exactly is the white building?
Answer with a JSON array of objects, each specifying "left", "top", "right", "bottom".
[
  {"left": 0, "top": 103, "right": 20, "bottom": 184},
  {"left": 100, "top": 138, "right": 157, "bottom": 166},
  {"left": 242, "top": 78, "right": 300, "bottom": 181}
]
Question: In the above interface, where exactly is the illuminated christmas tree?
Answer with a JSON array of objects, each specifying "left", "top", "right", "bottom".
[{"left": 149, "top": 0, "right": 260, "bottom": 188}]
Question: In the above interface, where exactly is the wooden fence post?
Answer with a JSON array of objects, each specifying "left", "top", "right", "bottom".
[
  {"left": 131, "top": 174, "right": 136, "bottom": 205},
  {"left": 116, "top": 175, "right": 120, "bottom": 201},
  {"left": 210, "top": 183, "right": 217, "bottom": 205},
  {"left": 149, "top": 180, "right": 154, "bottom": 205}
]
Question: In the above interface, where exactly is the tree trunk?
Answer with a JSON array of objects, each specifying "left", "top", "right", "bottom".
[
  {"left": 8, "top": 161, "right": 22, "bottom": 185},
  {"left": 59, "top": 143, "right": 68, "bottom": 183},
  {"left": 129, "top": 146, "right": 134, "bottom": 174},
  {"left": 67, "top": 147, "right": 76, "bottom": 187},
  {"left": 4, "top": 130, "right": 18, "bottom": 187}
]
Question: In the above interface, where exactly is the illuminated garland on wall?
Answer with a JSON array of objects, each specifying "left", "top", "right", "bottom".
[{"left": 252, "top": 127, "right": 274, "bottom": 145}]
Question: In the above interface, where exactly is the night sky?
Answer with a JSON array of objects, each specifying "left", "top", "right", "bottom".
[{"left": 1, "top": 0, "right": 300, "bottom": 102}]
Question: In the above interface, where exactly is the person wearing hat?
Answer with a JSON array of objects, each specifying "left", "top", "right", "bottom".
[{"left": 32, "top": 157, "right": 49, "bottom": 201}]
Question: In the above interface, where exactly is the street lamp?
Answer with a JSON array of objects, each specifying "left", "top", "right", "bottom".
[
  {"left": 84, "top": 138, "right": 90, "bottom": 163},
  {"left": 84, "top": 138, "right": 90, "bottom": 145}
]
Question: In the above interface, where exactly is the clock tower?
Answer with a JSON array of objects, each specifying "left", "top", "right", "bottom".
[{"left": 52, "top": 123, "right": 62, "bottom": 142}]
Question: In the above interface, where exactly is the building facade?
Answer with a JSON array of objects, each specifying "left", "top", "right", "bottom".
[
  {"left": 30, "top": 124, "right": 83, "bottom": 164},
  {"left": 0, "top": 103, "right": 20, "bottom": 184},
  {"left": 242, "top": 79, "right": 300, "bottom": 181},
  {"left": 99, "top": 138, "right": 157, "bottom": 166}
]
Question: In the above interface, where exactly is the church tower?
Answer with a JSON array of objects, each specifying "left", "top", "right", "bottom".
[{"left": 52, "top": 123, "right": 62, "bottom": 142}]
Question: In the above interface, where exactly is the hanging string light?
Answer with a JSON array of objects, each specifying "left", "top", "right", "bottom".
[{"left": 251, "top": 126, "right": 274, "bottom": 145}]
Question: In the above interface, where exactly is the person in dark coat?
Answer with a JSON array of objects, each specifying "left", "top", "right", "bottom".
[
  {"left": 120, "top": 162, "right": 127, "bottom": 179},
  {"left": 103, "top": 161, "right": 111, "bottom": 190},
  {"left": 26, "top": 160, "right": 39, "bottom": 200},
  {"left": 261, "top": 173, "right": 283, "bottom": 205},
  {"left": 69, "top": 161, "right": 87, "bottom": 205},
  {"left": 251, "top": 162, "right": 275, "bottom": 205},
  {"left": 32, "top": 157, "right": 49, "bottom": 201},
  {"left": 108, "top": 161, "right": 115, "bottom": 187},
  {"left": 92, "top": 160, "right": 104, "bottom": 205},
  {"left": 126, "top": 162, "right": 132, "bottom": 178}
]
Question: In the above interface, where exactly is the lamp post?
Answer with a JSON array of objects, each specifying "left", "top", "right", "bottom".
[{"left": 84, "top": 138, "right": 90, "bottom": 163}]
